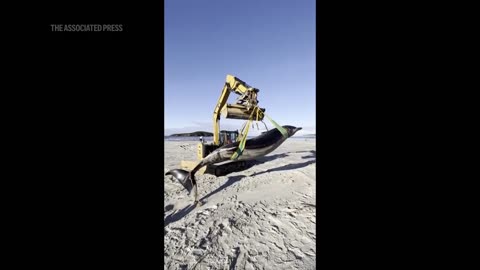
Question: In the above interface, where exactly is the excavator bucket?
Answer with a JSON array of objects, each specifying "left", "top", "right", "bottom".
[{"left": 221, "top": 104, "right": 265, "bottom": 120}]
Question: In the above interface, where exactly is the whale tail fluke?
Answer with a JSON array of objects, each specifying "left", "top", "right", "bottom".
[{"left": 165, "top": 169, "right": 198, "bottom": 202}]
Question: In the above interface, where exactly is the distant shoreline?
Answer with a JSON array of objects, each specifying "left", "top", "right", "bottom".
[{"left": 166, "top": 131, "right": 213, "bottom": 137}]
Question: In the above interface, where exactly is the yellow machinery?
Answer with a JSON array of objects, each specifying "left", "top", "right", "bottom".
[{"left": 181, "top": 74, "right": 266, "bottom": 175}]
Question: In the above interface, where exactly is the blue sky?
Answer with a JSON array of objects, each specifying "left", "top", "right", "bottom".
[{"left": 165, "top": 0, "right": 315, "bottom": 136}]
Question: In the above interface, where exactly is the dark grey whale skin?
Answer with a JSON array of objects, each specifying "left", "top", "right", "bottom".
[
  {"left": 165, "top": 125, "right": 302, "bottom": 198},
  {"left": 165, "top": 169, "right": 193, "bottom": 193}
]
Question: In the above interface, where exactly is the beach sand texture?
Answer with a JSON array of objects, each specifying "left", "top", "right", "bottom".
[{"left": 164, "top": 139, "right": 316, "bottom": 269}]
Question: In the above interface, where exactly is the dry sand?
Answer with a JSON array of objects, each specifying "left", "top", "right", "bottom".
[{"left": 164, "top": 139, "right": 316, "bottom": 270}]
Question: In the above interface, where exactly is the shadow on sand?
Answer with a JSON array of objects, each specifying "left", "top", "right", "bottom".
[
  {"left": 301, "top": 150, "right": 316, "bottom": 159},
  {"left": 199, "top": 174, "right": 246, "bottom": 202},
  {"left": 164, "top": 175, "right": 247, "bottom": 227},
  {"left": 164, "top": 152, "right": 314, "bottom": 227},
  {"left": 254, "top": 153, "right": 289, "bottom": 164},
  {"left": 249, "top": 159, "right": 316, "bottom": 177},
  {"left": 164, "top": 204, "right": 197, "bottom": 227},
  {"left": 293, "top": 150, "right": 316, "bottom": 154}
]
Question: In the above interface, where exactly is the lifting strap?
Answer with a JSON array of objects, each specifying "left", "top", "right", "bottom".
[
  {"left": 264, "top": 113, "right": 288, "bottom": 138},
  {"left": 231, "top": 107, "right": 287, "bottom": 160},
  {"left": 231, "top": 108, "right": 256, "bottom": 160},
  {"left": 236, "top": 121, "right": 247, "bottom": 142},
  {"left": 255, "top": 107, "right": 260, "bottom": 130}
]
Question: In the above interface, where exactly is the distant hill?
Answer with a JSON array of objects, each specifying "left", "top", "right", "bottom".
[{"left": 168, "top": 131, "right": 213, "bottom": 137}]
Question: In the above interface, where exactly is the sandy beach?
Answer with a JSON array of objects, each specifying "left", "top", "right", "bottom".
[{"left": 164, "top": 138, "right": 316, "bottom": 269}]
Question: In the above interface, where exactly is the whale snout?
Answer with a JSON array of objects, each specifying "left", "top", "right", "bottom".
[
  {"left": 290, "top": 126, "right": 302, "bottom": 136},
  {"left": 282, "top": 125, "right": 303, "bottom": 137}
]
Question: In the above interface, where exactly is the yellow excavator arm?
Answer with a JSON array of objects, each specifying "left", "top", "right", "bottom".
[
  {"left": 181, "top": 74, "right": 267, "bottom": 175},
  {"left": 212, "top": 74, "right": 265, "bottom": 145}
]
